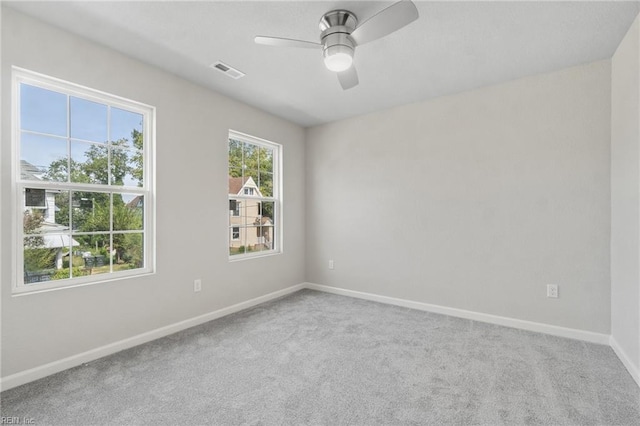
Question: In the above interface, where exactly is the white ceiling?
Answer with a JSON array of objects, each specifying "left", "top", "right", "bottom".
[{"left": 7, "top": 1, "right": 640, "bottom": 127}]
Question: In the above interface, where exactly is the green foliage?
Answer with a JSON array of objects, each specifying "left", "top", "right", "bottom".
[
  {"left": 38, "top": 128, "right": 146, "bottom": 273},
  {"left": 131, "top": 130, "right": 144, "bottom": 185},
  {"left": 228, "top": 139, "right": 274, "bottom": 197},
  {"left": 23, "top": 211, "right": 56, "bottom": 272},
  {"left": 52, "top": 267, "right": 89, "bottom": 280}
]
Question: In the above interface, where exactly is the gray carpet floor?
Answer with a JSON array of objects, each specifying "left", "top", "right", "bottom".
[{"left": 1, "top": 289, "right": 639, "bottom": 425}]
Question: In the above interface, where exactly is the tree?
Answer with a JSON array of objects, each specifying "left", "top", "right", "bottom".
[
  {"left": 41, "top": 128, "right": 145, "bottom": 269},
  {"left": 23, "top": 210, "right": 55, "bottom": 273},
  {"left": 131, "top": 129, "right": 144, "bottom": 186},
  {"left": 228, "top": 140, "right": 274, "bottom": 197}
]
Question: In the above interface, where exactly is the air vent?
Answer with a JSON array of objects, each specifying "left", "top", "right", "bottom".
[{"left": 210, "top": 61, "right": 245, "bottom": 79}]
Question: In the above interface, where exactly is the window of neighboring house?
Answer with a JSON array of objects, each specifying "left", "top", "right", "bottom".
[
  {"left": 13, "top": 67, "right": 155, "bottom": 293},
  {"left": 228, "top": 130, "right": 281, "bottom": 259},
  {"left": 229, "top": 199, "right": 240, "bottom": 217}
]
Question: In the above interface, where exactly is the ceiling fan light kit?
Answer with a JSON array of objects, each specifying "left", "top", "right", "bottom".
[
  {"left": 323, "top": 45, "right": 354, "bottom": 72},
  {"left": 320, "top": 10, "right": 357, "bottom": 72},
  {"left": 255, "top": 0, "right": 419, "bottom": 90}
]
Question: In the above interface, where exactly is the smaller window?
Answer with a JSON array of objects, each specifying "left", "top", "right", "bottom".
[{"left": 228, "top": 130, "right": 280, "bottom": 259}]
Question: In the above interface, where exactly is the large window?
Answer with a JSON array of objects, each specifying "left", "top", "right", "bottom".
[
  {"left": 228, "top": 131, "right": 281, "bottom": 259},
  {"left": 13, "top": 68, "right": 155, "bottom": 293}
]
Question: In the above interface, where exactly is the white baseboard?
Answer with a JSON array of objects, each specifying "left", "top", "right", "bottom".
[
  {"left": 0, "top": 281, "right": 627, "bottom": 392},
  {"left": 304, "top": 282, "right": 611, "bottom": 345},
  {"left": 610, "top": 335, "right": 640, "bottom": 388},
  {"left": 0, "top": 283, "right": 305, "bottom": 392}
]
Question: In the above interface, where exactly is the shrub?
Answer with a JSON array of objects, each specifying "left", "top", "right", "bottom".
[{"left": 52, "top": 267, "right": 90, "bottom": 280}]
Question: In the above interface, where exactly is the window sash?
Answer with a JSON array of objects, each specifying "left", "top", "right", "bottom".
[
  {"left": 12, "top": 67, "right": 155, "bottom": 294},
  {"left": 228, "top": 130, "right": 281, "bottom": 260}
]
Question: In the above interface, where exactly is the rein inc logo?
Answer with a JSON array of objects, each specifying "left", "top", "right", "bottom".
[{"left": 1, "top": 418, "right": 35, "bottom": 425}]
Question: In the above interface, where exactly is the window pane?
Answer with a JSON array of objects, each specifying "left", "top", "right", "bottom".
[
  {"left": 258, "top": 147, "right": 274, "bottom": 174},
  {"left": 71, "top": 141, "right": 109, "bottom": 184},
  {"left": 114, "top": 232, "right": 144, "bottom": 270},
  {"left": 228, "top": 171, "right": 243, "bottom": 199},
  {"left": 23, "top": 234, "right": 55, "bottom": 282},
  {"left": 229, "top": 139, "right": 243, "bottom": 171},
  {"left": 111, "top": 147, "right": 142, "bottom": 187},
  {"left": 114, "top": 194, "right": 144, "bottom": 231},
  {"left": 243, "top": 143, "right": 259, "bottom": 186},
  {"left": 262, "top": 225, "right": 275, "bottom": 250},
  {"left": 261, "top": 201, "right": 275, "bottom": 224},
  {"left": 259, "top": 172, "right": 274, "bottom": 197},
  {"left": 20, "top": 84, "right": 67, "bottom": 136},
  {"left": 24, "top": 232, "right": 80, "bottom": 282},
  {"left": 111, "top": 107, "right": 143, "bottom": 150},
  {"left": 71, "top": 191, "right": 110, "bottom": 232},
  {"left": 245, "top": 199, "right": 261, "bottom": 224},
  {"left": 21, "top": 133, "right": 67, "bottom": 182},
  {"left": 229, "top": 227, "right": 246, "bottom": 256},
  {"left": 70, "top": 97, "right": 108, "bottom": 142},
  {"left": 74, "top": 234, "right": 111, "bottom": 276},
  {"left": 23, "top": 189, "right": 70, "bottom": 234},
  {"left": 70, "top": 251, "right": 91, "bottom": 279},
  {"left": 245, "top": 226, "right": 260, "bottom": 253}
]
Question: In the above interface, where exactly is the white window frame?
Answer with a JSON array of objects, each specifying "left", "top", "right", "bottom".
[
  {"left": 12, "top": 67, "right": 156, "bottom": 294},
  {"left": 228, "top": 130, "right": 282, "bottom": 260}
]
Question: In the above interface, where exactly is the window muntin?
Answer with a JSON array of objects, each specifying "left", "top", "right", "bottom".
[
  {"left": 228, "top": 131, "right": 280, "bottom": 259},
  {"left": 13, "top": 68, "right": 154, "bottom": 293}
]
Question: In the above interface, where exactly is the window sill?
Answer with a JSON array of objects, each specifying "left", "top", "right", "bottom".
[
  {"left": 228, "top": 250, "right": 281, "bottom": 263},
  {"left": 12, "top": 269, "right": 155, "bottom": 296}
]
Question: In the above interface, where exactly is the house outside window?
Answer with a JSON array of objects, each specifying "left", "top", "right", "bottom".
[
  {"left": 13, "top": 67, "right": 155, "bottom": 293},
  {"left": 228, "top": 130, "right": 281, "bottom": 258}
]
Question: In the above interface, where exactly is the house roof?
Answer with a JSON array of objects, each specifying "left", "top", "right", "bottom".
[
  {"left": 126, "top": 195, "right": 143, "bottom": 209},
  {"left": 229, "top": 176, "right": 262, "bottom": 197},
  {"left": 43, "top": 234, "right": 80, "bottom": 249},
  {"left": 21, "top": 160, "right": 44, "bottom": 181},
  {"left": 228, "top": 176, "right": 249, "bottom": 195}
]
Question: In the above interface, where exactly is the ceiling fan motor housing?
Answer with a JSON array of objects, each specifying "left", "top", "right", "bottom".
[{"left": 319, "top": 10, "right": 358, "bottom": 65}]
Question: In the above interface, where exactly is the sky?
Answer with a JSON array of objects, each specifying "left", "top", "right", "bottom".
[{"left": 20, "top": 83, "right": 143, "bottom": 187}]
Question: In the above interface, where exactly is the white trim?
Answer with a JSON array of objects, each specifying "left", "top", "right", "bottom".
[
  {"left": 0, "top": 283, "right": 305, "bottom": 392},
  {"left": 610, "top": 335, "right": 640, "bottom": 388},
  {"left": 304, "top": 283, "right": 611, "bottom": 345}
]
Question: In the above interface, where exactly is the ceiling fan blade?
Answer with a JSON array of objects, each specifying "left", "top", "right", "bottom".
[
  {"left": 337, "top": 66, "right": 359, "bottom": 90},
  {"left": 254, "top": 36, "right": 321, "bottom": 49},
  {"left": 350, "top": 0, "right": 419, "bottom": 46}
]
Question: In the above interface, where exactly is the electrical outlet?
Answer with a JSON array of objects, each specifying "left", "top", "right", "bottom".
[
  {"left": 328, "top": 259, "right": 334, "bottom": 270},
  {"left": 194, "top": 279, "right": 202, "bottom": 293},
  {"left": 547, "top": 284, "right": 558, "bottom": 298}
]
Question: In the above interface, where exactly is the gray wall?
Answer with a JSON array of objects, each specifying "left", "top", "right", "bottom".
[
  {"left": 1, "top": 8, "right": 306, "bottom": 377},
  {"left": 306, "top": 60, "right": 612, "bottom": 333},
  {"left": 611, "top": 14, "right": 640, "bottom": 375}
]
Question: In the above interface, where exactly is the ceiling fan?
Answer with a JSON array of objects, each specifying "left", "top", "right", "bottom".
[{"left": 254, "top": 0, "right": 419, "bottom": 90}]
